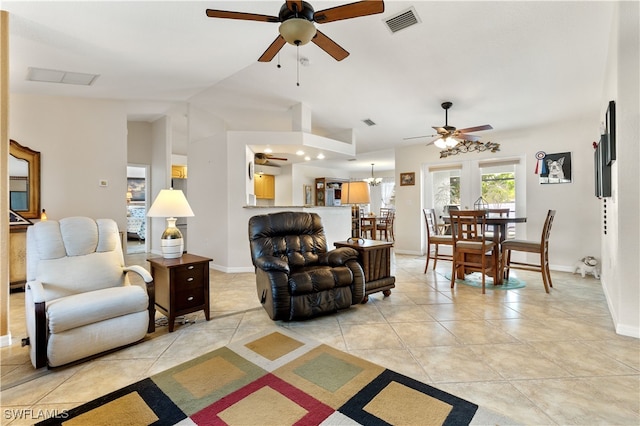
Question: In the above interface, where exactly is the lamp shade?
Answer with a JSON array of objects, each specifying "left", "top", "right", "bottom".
[
  {"left": 147, "top": 188, "right": 194, "bottom": 259},
  {"left": 147, "top": 189, "right": 194, "bottom": 218},
  {"left": 342, "top": 181, "right": 370, "bottom": 205}
]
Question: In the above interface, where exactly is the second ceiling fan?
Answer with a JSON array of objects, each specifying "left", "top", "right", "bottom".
[
  {"left": 405, "top": 102, "right": 493, "bottom": 149},
  {"left": 205, "top": 1, "right": 385, "bottom": 62}
]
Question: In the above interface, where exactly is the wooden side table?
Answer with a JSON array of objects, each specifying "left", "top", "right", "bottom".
[
  {"left": 334, "top": 239, "right": 395, "bottom": 303},
  {"left": 147, "top": 253, "right": 212, "bottom": 332}
]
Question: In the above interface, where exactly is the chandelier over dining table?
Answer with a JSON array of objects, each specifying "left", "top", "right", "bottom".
[{"left": 364, "top": 163, "right": 382, "bottom": 186}]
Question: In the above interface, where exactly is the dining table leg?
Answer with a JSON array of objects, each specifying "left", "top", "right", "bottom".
[{"left": 492, "top": 223, "right": 508, "bottom": 285}]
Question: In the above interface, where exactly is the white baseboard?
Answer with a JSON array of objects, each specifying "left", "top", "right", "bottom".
[
  {"left": 210, "top": 264, "right": 254, "bottom": 274},
  {"left": 0, "top": 333, "right": 12, "bottom": 348}
]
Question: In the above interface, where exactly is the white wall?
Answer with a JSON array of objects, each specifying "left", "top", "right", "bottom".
[
  {"left": 599, "top": 1, "right": 639, "bottom": 338},
  {"left": 395, "top": 117, "right": 602, "bottom": 270},
  {"left": 9, "top": 94, "right": 128, "bottom": 230},
  {"left": 127, "top": 121, "right": 153, "bottom": 165}
]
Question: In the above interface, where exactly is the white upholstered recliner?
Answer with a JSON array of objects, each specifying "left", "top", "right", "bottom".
[{"left": 25, "top": 217, "right": 155, "bottom": 368}]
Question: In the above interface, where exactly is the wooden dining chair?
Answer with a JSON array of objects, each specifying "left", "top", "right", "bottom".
[
  {"left": 377, "top": 209, "right": 395, "bottom": 241},
  {"left": 423, "top": 209, "right": 453, "bottom": 272},
  {"left": 484, "top": 208, "right": 511, "bottom": 240},
  {"left": 501, "top": 210, "right": 556, "bottom": 293},
  {"left": 360, "top": 214, "right": 375, "bottom": 239},
  {"left": 449, "top": 210, "right": 499, "bottom": 294}
]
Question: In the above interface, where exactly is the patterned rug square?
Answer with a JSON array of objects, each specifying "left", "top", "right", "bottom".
[{"left": 36, "top": 328, "right": 516, "bottom": 426}]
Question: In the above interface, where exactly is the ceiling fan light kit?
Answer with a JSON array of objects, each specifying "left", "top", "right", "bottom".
[
  {"left": 279, "top": 18, "right": 317, "bottom": 45},
  {"left": 206, "top": 1, "right": 385, "bottom": 62},
  {"left": 405, "top": 101, "right": 495, "bottom": 158}
]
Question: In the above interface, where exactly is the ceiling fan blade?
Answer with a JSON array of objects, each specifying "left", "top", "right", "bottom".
[
  {"left": 258, "top": 36, "right": 287, "bottom": 62},
  {"left": 457, "top": 133, "right": 481, "bottom": 141},
  {"left": 314, "top": 0, "right": 385, "bottom": 23},
  {"left": 205, "top": 9, "right": 279, "bottom": 23},
  {"left": 457, "top": 124, "right": 493, "bottom": 133},
  {"left": 311, "top": 30, "right": 349, "bottom": 61},
  {"left": 268, "top": 157, "right": 288, "bottom": 161},
  {"left": 403, "top": 134, "right": 436, "bottom": 141}
]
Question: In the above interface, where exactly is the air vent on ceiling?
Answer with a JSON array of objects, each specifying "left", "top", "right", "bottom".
[
  {"left": 27, "top": 67, "right": 99, "bottom": 86},
  {"left": 384, "top": 7, "right": 420, "bottom": 34},
  {"left": 362, "top": 118, "right": 376, "bottom": 126}
]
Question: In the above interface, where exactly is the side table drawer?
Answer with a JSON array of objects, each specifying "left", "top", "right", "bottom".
[
  {"left": 174, "top": 263, "right": 205, "bottom": 284},
  {"left": 175, "top": 284, "right": 205, "bottom": 310}
]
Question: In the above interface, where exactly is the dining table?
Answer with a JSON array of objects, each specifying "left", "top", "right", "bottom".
[{"left": 444, "top": 214, "right": 527, "bottom": 285}]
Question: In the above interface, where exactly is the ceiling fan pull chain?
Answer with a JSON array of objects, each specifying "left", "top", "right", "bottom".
[
  {"left": 296, "top": 45, "right": 300, "bottom": 86},
  {"left": 277, "top": 52, "right": 281, "bottom": 69}
]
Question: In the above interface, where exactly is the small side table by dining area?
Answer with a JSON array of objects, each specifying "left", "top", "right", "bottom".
[{"left": 334, "top": 239, "right": 396, "bottom": 303}]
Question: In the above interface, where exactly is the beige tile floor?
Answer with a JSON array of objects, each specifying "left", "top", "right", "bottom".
[{"left": 1, "top": 252, "right": 639, "bottom": 425}]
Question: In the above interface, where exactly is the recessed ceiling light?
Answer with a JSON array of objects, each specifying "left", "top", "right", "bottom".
[
  {"left": 27, "top": 67, "right": 99, "bottom": 86},
  {"left": 317, "top": 153, "right": 325, "bottom": 159},
  {"left": 264, "top": 147, "right": 273, "bottom": 153},
  {"left": 296, "top": 150, "right": 305, "bottom": 156},
  {"left": 304, "top": 156, "right": 311, "bottom": 161}
]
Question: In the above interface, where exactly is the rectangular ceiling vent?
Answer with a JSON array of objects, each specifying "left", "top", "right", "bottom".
[
  {"left": 27, "top": 67, "right": 99, "bottom": 86},
  {"left": 384, "top": 7, "right": 420, "bottom": 34},
  {"left": 362, "top": 118, "right": 376, "bottom": 126}
]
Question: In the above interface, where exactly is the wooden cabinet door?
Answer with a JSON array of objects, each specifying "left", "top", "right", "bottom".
[
  {"left": 254, "top": 174, "right": 275, "bottom": 199},
  {"left": 171, "top": 165, "right": 187, "bottom": 178}
]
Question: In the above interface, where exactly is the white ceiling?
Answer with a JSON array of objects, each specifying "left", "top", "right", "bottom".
[{"left": 4, "top": 1, "right": 615, "bottom": 172}]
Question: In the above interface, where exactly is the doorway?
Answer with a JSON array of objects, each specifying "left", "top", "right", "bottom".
[{"left": 126, "top": 165, "right": 149, "bottom": 254}]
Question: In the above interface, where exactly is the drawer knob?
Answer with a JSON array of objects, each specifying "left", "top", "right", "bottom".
[
  {"left": 187, "top": 296, "right": 194, "bottom": 301},
  {"left": 187, "top": 265, "right": 195, "bottom": 270},
  {"left": 187, "top": 277, "right": 194, "bottom": 282}
]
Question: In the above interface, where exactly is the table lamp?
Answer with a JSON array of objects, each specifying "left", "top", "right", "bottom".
[
  {"left": 341, "top": 181, "right": 370, "bottom": 243},
  {"left": 147, "top": 188, "right": 194, "bottom": 258}
]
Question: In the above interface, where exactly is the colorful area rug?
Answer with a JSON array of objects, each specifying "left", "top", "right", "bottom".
[
  {"left": 443, "top": 272, "right": 526, "bottom": 290},
  {"left": 36, "top": 328, "right": 506, "bottom": 425}
]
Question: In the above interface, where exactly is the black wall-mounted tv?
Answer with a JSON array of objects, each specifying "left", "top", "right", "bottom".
[{"left": 594, "top": 134, "right": 611, "bottom": 198}]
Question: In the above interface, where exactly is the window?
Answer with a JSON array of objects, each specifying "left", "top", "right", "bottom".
[
  {"left": 429, "top": 165, "right": 462, "bottom": 219},
  {"left": 481, "top": 171, "right": 516, "bottom": 209}
]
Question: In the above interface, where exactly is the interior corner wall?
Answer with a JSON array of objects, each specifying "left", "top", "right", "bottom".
[
  {"left": 148, "top": 116, "right": 171, "bottom": 256},
  {"left": 186, "top": 103, "right": 230, "bottom": 268},
  {"left": 9, "top": 94, "right": 128, "bottom": 230},
  {"left": 600, "top": 1, "right": 640, "bottom": 338}
]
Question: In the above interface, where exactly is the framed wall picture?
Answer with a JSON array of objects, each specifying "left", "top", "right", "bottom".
[
  {"left": 605, "top": 100, "right": 616, "bottom": 165},
  {"left": 539, "top": 152, "right": 572, "bottom": 184},
  {"left": 400, "top": 172, "right": 415, "bottom": 186},
  {"left": 127, "top": 178, "right": 146, "bottom": 201}
]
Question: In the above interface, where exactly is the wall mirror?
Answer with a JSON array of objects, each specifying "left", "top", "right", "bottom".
[{"left": 9, "top": 139, "right": 41, "bottom": 219}]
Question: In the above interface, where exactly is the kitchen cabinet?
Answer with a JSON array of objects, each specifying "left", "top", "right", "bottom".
[
  {"left": 171, "top": 165, "right": 187, "bottom": 179},
  {"left": 255, "top": 174, "right": 275, "bottom": 199}
]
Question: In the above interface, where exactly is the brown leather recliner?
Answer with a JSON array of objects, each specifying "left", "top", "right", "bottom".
[{"left": 248, "top": 211, "right": 365, "bottom": 321}]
